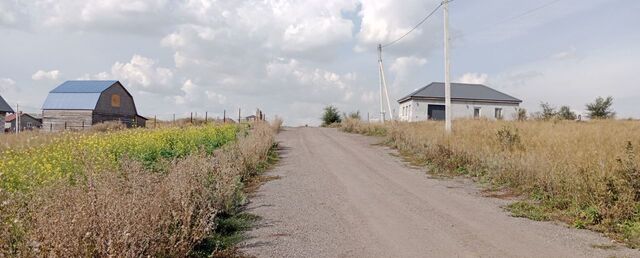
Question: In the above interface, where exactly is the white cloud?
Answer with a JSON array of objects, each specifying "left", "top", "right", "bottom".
[
  {"left": 31, "top": 70, "right": 61, "bottom": 81},
  {"left": 0, "top": 78, "right": 16, "bottom": 92},
  {"left": 356, "top": 0, "right": 442, "bottom": 56},
  {"left": 492, "top": 47, "right": 640, "bottom": 118},
  {"left": 110, "top": 55, "right": 174, "bottom": 93},
  {"left": 456, "top": 73, "right": 488, "bottom": 84},
  {"left": 389, "top": 56, "right": 427, "bottom": 94},
  {"left": 551, "top": 46, "right": 578, "bottom": 60}
]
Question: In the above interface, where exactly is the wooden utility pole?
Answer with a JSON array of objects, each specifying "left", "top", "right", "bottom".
[
  {"left": 443, "top": 0, "right": 452, "bottom": 133},
  {"left": 15, "top": 104, "right": 19, "bottom": 134}
]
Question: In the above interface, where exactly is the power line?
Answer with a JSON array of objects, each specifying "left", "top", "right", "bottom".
[
  {"left": 454, "top": 0, "right": 564, "bottom": 39},
  {"left": 382, "top": 0, "right": 450, "bottom": 48}
]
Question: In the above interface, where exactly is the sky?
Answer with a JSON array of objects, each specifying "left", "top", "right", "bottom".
[{"left": 0, "top": 0, "right": 638, "bottom": 125}]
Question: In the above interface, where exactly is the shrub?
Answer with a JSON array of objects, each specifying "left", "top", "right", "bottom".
[
  {"left": 586, "top": 96, "right": 615, "bottom": 119},
  {"left": 557, "top": 106, "right": 577, "bottom": 120},
  {"left": 321, "top": 105, "right": 341, "bottom": 126}
]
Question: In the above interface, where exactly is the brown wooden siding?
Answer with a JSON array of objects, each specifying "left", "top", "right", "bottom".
[
  {"left": 9, "top": 114, "right": 42, "bottom": 132},
  {"left": 42, "top": 110, "right": 92, "bottom": 132},
  {"left": 0, "top": 113, "right": 5, "bottom": 133},
  {"left": 95, "top": 83, "right": 136, "bottom": 116},
  {"left": 92, "top": 82, "right": 140, "bottom": 127}
]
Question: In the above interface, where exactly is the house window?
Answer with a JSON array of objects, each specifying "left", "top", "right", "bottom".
[
  {"left": 495, "top": 108, "right": 503, "bottom": 119},
  {"left": 474, "top": 107, "right": 481, "bottom": 118},
  {"left": 27, "top": 122, "right": 32, "bottom": 128},
  {"left": 111, "top": 94, "right": 121, "bottom": 108}
]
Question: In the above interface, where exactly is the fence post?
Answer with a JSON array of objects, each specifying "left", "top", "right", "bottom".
[
  {"left": 367, "top": 112, "right": 370, "bottom": 123},
  {"left": 50, "top": 123, "right": 52, "bottom": 132},
  {"left": 64, "top": 122, "right": 67, "bottom": 130},
  {"left": 223, "top": 110, "right": 226, "bottom": 123},
  {"left": 82, "top": 120, "right": 84, "bottom": 129},
  {"left": 190, "top": 112, "right": 193, "bottom": 124},
  {"left": 173, "top": 114, "right": 176, "bottom": 124},
  {"left": 205, "top": 112, "right": 208, "bottom": 123},
  {"left": 154, "top": 115, "right": 157, "bottom": 128},
  {"left": 238, "top": 108, "right": 241, "bottom": 123}
]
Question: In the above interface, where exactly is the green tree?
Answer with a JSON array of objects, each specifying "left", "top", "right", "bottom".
[
  {"left": 586, "top": 96, "right": 615, "bottom": 119},
  {"left": 321, "top": 105, "right": 342, "bottom": 126},
  {"left": 557, "top": 106, "right": 577, "bottom": 120},
  {"left": 540, "top": 102, "right": 557, "bottom": 120}
]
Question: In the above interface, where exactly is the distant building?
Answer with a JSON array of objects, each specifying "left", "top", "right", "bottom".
[
  {"left": 398, "top": 82, "right": 522, "bottom": 122},
  {"left": 42, "top": 80, "right": 147, "bottom": 131},
  {"left": 0, "top": 95, "right": 13, "bottom": 132},
  {"left": 244, "top": 115, "right": 257, "bottom": 122},
  {"left": 5, "top": 112, "right": 42, "bottom": 132}
]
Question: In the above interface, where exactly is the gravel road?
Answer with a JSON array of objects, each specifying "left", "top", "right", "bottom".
[{"left": 240, "top": 127, "right": 637, "bottom": 258}]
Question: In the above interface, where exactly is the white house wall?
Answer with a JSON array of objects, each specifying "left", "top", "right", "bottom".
[{"left": 399, "top": 99, "right": 520, "bottom": 122}]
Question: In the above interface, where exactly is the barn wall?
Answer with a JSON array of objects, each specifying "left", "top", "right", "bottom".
[
  {"left": 400, "top": 99, "right": 521, "bottom": 122},
  {"left": 95, "top": 83, "right": 136, "bottom": 116},
  {"left": 93, "top": 83, "right": 139, "bottom": 127},
  {"left": 0, "top": 113, "right": 5, "bottom": 133},
  {"left": 42, "top": 110, "right": 92, "bottom": 132}
]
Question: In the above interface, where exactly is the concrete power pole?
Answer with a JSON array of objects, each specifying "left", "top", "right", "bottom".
[
  {"left": 377, "top": 44, "right": 394, "bottom": 122},
  {"left": 15, "top": 104, "right": 19, "bottom": 134},
  {"left": 443, "top": 0, "right": 452, "bottom": 133}
]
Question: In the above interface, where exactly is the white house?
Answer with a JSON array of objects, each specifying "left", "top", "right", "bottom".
[{"left": 398, "top": 82, "right": 522, "bottom": 122}]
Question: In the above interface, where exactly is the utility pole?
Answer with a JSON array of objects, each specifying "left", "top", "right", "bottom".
[
  {"left": 15, "top": 104, "right": 19, "bottom": 134},
  {"left": 377, "top": 44, "right": 394, "bottom": 122},
  {"left": 443, "top": 0, "right": 452, "bottom": 133}
]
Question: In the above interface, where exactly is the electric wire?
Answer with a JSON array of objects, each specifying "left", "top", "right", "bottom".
[
  {"left": 454, "top": 0, "right": 564, "bottom": 39},
  {"left": 381, "top": 0, "right": 452, "bottom": 48}
]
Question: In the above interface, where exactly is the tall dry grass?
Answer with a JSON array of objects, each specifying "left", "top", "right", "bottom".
[
  {"left": 1, "top": 121, "right": 279, "bottom": 256},
  {"left": 341, "top": 118, "right": 640, "bottom": 245}
]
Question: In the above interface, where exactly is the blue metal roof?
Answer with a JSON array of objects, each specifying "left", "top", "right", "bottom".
[
  {"left": 50, "top": 80, "right": 118, "bottom": 93},
  {"left": 42, "top": 93, "right": 102, "bottom": 110},
  {"left": 0, "top": 95, "right": 13, "bottom": 113}
]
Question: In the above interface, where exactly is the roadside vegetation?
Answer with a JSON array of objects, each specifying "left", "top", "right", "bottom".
[
  {"left": 340, "top": 96, "right": 640, "bottom": 247},
  {"left": 0, "top": 119, "right": 281, "bottom": 256}
]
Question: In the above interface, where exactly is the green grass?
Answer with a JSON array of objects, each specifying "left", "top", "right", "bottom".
[{"left": 505, "top": 202, "right": 550, "bottom": 221}]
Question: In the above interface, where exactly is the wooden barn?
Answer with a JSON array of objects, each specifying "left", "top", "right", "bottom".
[
  {"left": 42, "top": 80, "right": 146, "bottom": 131},
  {"left": 0, "top": 95, "right": 13, "bottom": 132}
]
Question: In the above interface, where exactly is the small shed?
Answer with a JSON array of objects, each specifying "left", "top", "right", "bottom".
[
  {"left": 5, "top": 113, "right": 42, "bottom": 132},
  {"left": 42, "top": 80, "right": 146, "bottom": 131},
  {"left": 0, "top": 95, "right": 13, "bottom": 132}
]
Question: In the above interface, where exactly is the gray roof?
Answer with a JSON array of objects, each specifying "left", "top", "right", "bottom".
[
  {"left": 42, "top": 80, "right": 118, "bottom": 110},
  {"left": 398, "top": 82, "right": 522, "bottom": 104},
  {"left": 0, "top": 95, "right": 13, "bottom": 113}
]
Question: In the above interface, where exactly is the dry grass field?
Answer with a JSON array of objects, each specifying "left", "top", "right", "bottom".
[
  {"left": 0, "top": 120, "right": 281, "bottom": 256},
  {"left": 341, "top": 118, "right": 640, "bottom": 246}
]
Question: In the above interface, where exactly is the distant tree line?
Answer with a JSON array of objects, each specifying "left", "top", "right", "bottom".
[{"left": 524, "top": 96, "right": 615, "bottom": 121}]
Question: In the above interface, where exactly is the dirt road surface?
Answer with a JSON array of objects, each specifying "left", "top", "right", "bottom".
[{"left": 240, "top": 127, "right": 637, "bottom": 257}]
